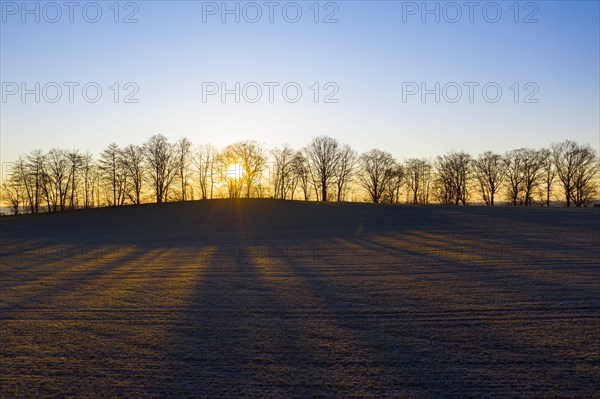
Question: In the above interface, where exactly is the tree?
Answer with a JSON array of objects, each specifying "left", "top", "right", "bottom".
[
  {"left": 121, "top": 144, "right": 145, "bottom": 205},
  {"left": 99, "top": 143, "right": 128, "bottom": 206},
  {"left": 405, "top": 158, "right": 432, "bottom": 204},
  {"left": 434, "top": 152, "right": 472, "bottom": 205},
  {"left": 271, "top": 144, "right": 296, "bottom": 199},
  {"left": 521, "top": 149, "right": 545, "bottom": 206},
  {"left": 193, "top": 144, "right": 217, "bottom": 200},
  {"left": 358, "top": 149, "right": 396, "bottom": 203},
  {"left": 176, "top": 137, "right": 193, "bottom": 201},
  {"left": 383, "top": 164, "right": 405, "bottom": 204},
  {"left": 80, "top": 152, "right": 97, "bottom": 209},
  {"left": 18, "top": 150, "right": 46, "bottom": 213},
  {"left": 504, "top": 149, "right": 526, "bottom": 206},
  {"left": 292, "top": 152, "right": 311, "bottom": 201},
  {"left": 45, "top": 148, "right": 71, "bottom": 211},
  {"left": 217, "top": 149, "right": 243, "bottom": 199},
  {"left": 571, "top": 144, "right": 598, "bottom": 207},
  {"left": 334, "top": 144, "right": 357, "bottom": 202},
  {"left": 304, "top": 136, "right": 340, "bottom": 202},
  {"left": 1, "top": 171, "right": 25, "bottom": 214},
  {"left": 220, "top": 141, "right": 267, "bottom": 198},
  {"left": 538, "top": 148, "right": 556, "bottom": 207},
  {"left": 144, "top": 135, "right": 179, "bottom": 203},
  {"left": 552, "top": 140, "right": 598, "bottom": 207},
  {"left": 473, "top": 151, "right": 505, "bottom": 206},
  {"left": 64, "top": 150, "right": 83, "bottom": 210}
]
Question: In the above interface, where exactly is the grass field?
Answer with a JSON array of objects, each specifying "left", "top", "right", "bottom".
[{"left": 1, "top": 200, "right": 599, "bottom": 398}]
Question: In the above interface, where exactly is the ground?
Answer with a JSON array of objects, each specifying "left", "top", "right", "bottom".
[{"left": 1, "top": 200, "right": 599, "bottom": 398}]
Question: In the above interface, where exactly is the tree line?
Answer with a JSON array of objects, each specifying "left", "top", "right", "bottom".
[{"left": 1, "top": 135, "right": 598, "bottom": 214}]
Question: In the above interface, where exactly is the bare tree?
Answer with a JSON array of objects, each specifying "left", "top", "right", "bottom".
[
  {"left": 45, "top": 148, "right": 71, "bottom": 211},
  {"left": 1, "top": 170, "right": 25, "bottom": 214},
  {"left": 405, "top": 158, "right": 432, "bottom": 204},
  {"left": 6, "top": 136, "right": 597, "bottom": 210},
  {"left": 473, "top": 151, "right": 505, "bottom": 206},
  {"left": 521, "top": 149, "right": 546, "bottom": 206},
  {"left": 193, "top": 144, "right": 217, "bottom": 200},
  {"left": 551, "top": 140, "right": 598, "bottom": 207},
  {"left": 99, "top": 143, "right": 128, "bottom": 206},
  {"left": 452, "top": 151, "right": 472, "bottom": 205},
  {"left": 144, "top": 135, "right": 179, "bottom": 203},
  {"left": 504, "top": 149, "right": 526, "bottom": 206},
  {"left": 65, "top": 150, "right": 83, "bottom": 210},
  {"left": 539, "top": 148, "right": 556, "bottom": 207},
  {"left": 176, "top": 137, "right": 193, "bottom": 201},
  {"left": 121, "top": 144, "right": 145, "bottom": 205},
  {"left": 358, "top": 149, "right": 396, "bottom": 203},
  {"left": 292, "top": 152, "right": 311, "bottom": 201},
  {"left": 434, "top": 152, "right": 472, "bottom": 205},
  {"left": 19, "top": 150, "right": 46, "bottom": 213},
  {"left": 334, "top": 144, "right": 357, "bottom": 202},
  {"left": 217, "top": 149, "right": 243, "bottom": 199},
  {"left": 304, "top": 136, "right": 340, "bottom": 202},
  {"left": 552, "top": 141, "right": 577, "bottom": 206},
  {"left": 383, "top": 164, "right": 405, "bottom": 204},
  {"left": 80, "top": 152, "right": 96, "bottom": 209},
  {"left": 271, "top": 144, "right": 296, "bottom": 199},
  {"left": 433, "top": 158, "right": 455, "bottom": 205},
  {"left": 571, "top": 144, "right": 598, "bottom": 207},
  {"left": 220, "top": 141, "right": 267, "bottom": 198}
]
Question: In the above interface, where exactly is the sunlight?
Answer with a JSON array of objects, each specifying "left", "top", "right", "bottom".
[{"left": 226, "top": 163, "right": 245, "bottom": 180}]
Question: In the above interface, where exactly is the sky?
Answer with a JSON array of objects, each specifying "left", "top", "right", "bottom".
[{"left": 1, "top": 0, "right": 599, "bottom": 172}]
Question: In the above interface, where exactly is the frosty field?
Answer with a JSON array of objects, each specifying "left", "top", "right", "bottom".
[{"left": 1, "top": 200, "right": 599, "bottom": 398}]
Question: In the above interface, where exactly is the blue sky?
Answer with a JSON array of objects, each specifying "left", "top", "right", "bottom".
[{"left": 1, "top": 0, "right": 599, "bottom": 165}]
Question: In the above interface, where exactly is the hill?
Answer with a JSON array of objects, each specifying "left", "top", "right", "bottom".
[
  {"left": 2, "top": 198, "right": 598, "bottom": 243},
  {"left": 1, "top": 200, "right": 599, "bottom": 398}
]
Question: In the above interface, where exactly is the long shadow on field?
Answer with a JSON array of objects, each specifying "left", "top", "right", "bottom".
[
  {"left": 166, "top": 247, "right": 311, "bottom": 398},
  {"left": 356, "top": 233, "right": 599, "bottom": 302},
  {"left": 1, "top": 246, "right": 195, "bottom": 398},
  {"left": 162, "top": 233, "right": 600, "bottom": 398},
  {"left": 265, "top": 242, "right": 502, "bottom": 398},
  {"left": 0, "top": 244, "right": 142, "bottom": 311},
  {"left": 335, "top": 234, "right": 599, "bottom": 396}
]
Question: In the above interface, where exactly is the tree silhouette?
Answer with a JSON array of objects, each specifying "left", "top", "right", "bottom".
[
  {"left": 176, "top": 138, "right": 193, "bottom": 201},
  {"left": 271, "top": 145, "right": 296, "bottom": 199},
  {"left": 405, "top": 158, "right": 432, "bottom": 205},
  {"left": 358, "top": 149, "right": 396, "bottom": 204},
  {"left": 335, "top": 145, "right": 357, "bottom": 202},
  {"left": 122, "top": 144, "right": 145, "bottom": 205},
  {"left": 1, "top": 136, "right": 598, "bottom": 213},
  {"left": 193, "top": 144, "right": 217, "bottom": 200},
  {"left": 504, "top": 149, "right": 526, "bottom": 206},
  {"left": 473, "top": 151, "right": 505, "bottom": 206},
  {"left": 144, "top": 135, "right": 178, "bottom": 203},
  {"left": 304, "top": 136, "right": 340, "bottom": 202}
]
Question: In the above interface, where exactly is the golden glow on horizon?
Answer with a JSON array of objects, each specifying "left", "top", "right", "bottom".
[{"left": 226, "top": 163, "right": 245, "bottom": 180}]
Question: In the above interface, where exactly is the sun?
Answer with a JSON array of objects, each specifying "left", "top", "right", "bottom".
[{"left": 226, "top": 163, "right": 245, "bottom": 179}]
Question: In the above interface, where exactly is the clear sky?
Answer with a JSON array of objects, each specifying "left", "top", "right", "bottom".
[{"left": 1, "top": 0, "right": 599, "bottom": 167}]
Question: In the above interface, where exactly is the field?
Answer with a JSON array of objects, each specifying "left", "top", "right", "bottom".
[{"left": 1, "top": 200, "right": 599, "bottom": 398}]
